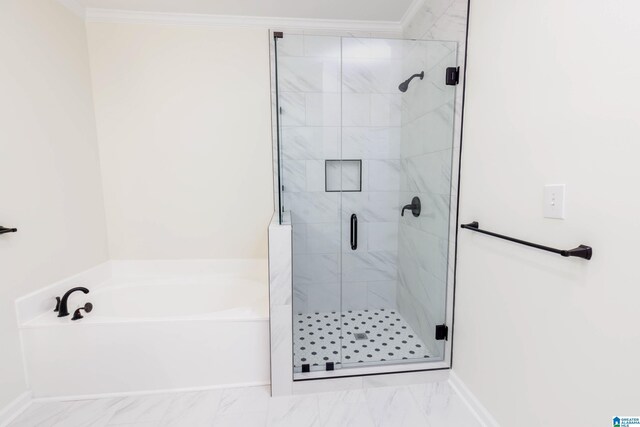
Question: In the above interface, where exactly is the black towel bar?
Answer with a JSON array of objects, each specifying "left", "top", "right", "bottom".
[
  {"left": 460, "top": 221, "right": 592, "bottom": 260},
  {"left": 0, "top": 226, "right": 17, "bottom": 235}
]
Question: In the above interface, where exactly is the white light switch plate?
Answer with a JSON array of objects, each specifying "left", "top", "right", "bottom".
[{"left": 544, "top": 184, "right": 565, "bottom": 219}]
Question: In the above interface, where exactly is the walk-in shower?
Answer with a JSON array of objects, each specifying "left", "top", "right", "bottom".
[{"left": 272, "top": 34, "right": 459, "bottom": 377}]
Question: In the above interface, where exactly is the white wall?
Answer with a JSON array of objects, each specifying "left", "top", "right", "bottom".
[
  {"left": 0, "top": 0, "right": 108, "bottom": 410},
  {"left": 455, "top": 0, "right": 640, "bottom": 425},
  {"left": 86, "top": 23, "right": 274, "bottom": 259}
]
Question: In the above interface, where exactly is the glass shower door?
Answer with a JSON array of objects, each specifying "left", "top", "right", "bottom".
[
  {"left": 276, "top": 34, "right": 344, "bottom": 373},
  {"left": 277, "top": 33, "right": 458, "bottom": 375},
  {"left": 339, "top": 37, "right": 458, "bottom": 368}
]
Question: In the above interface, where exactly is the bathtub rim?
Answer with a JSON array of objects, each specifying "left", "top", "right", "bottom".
[
  {"left": 16, "top": 259, "right": 270, "bottom": 327},
  {"left": 20, "top": 313, "right": 270, "bottom": 329}
]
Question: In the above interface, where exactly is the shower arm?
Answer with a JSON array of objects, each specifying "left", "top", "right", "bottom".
[{"left": 398, "top": 71, "right": 425, "bottom": 92}]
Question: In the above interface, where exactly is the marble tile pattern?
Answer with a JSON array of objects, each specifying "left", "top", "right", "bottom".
[
  {"left": 396, "top": 43, "right": 456, "bottom": 357},
  {"left": 395, "top": 0, "right": 469, "bottom": 359},
  {"left": 9, "top": 381, "right": 482, "bottom": 427},
  {"left": 277, "top": 35, "right": 341, "bottom": 315},
  {"left": 404, "top": 2, "right": 469, "bottom": 249},
  {"left": 293, "top": 309, "right": 430, "bottom": 372},
  {"left": 277, "top": 35, "right": 404, "bottom": 314},
  {"left": 268, "top": 216, "right": 293, "bottom": 396}
]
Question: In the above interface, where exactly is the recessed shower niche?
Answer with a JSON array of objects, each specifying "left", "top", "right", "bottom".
[
  {"left": 325, "top": 160, "right": 362, "bottom": 192},
  {"left": 271, "top": 33, "right": 459, "bottom": 379}
]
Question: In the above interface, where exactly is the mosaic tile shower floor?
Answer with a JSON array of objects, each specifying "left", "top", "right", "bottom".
[{"left": 293, "top": 309, "right": 430, "bottom": 370}]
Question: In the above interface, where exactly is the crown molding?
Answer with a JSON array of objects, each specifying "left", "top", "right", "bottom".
[
  {"left": 85, "top": 8, "right": 403, "bottom": 35},
  {"left": 55, "top": 0, "right": 86, "bottom": 18},
  {"left": 399, "top": 0, "right": 426, "bottom": 30}
]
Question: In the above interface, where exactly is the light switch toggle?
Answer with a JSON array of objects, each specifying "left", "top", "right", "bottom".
[{"left": 544, "top": 184, "right": 565, "bottom": 219}]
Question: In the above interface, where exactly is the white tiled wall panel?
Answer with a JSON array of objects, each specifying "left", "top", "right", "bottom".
[
  {"left": 398, "top": 0, "right": 468, "bottom": 359},
  {"left": 278, "top": 35, "right": 403, "bottom": 315}
]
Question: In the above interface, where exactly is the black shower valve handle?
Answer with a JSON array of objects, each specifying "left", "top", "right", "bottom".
[{"left": 401, "top": 197, "right": 421, "bottom": 217}]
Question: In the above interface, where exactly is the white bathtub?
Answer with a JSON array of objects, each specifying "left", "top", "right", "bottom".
[
  {"left": 92, "top": 276, "right": 267, "bottom": 320},
  {"left": 17, "top": 260, "right": 270, "bottom": 398}
]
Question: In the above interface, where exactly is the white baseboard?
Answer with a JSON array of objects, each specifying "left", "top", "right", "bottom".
[
  {"left": 0, "top": 392, "right": 32, "bottom": 427},
  {"left": 449, "top": 371, "right": 500, "bottom": 427},
  {"left": 32, "top": 380, "right": 270, "bottom": 403}
]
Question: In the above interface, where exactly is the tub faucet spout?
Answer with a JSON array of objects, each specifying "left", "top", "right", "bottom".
[{"left": 56, "top": 287, "right": 89, "bottom": 317}]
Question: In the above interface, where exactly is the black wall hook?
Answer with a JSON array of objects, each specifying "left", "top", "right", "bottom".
[{"left": 461, "top": 221, "right": 592, "bottom": 260}]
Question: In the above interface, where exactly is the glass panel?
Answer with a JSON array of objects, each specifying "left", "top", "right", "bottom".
[
  {"left": 276, "top": 35, "right": 343, "bottom": 373},
  {"left": 277, "top": 34, "right": 458, "bottom": 376},
  {"left": 340, "top": 38, "right": 457, "bottom": 368}
]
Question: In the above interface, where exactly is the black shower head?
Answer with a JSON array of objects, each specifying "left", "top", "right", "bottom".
[{"left": 398, "top": 71, "right": 425, "bottom": 92}]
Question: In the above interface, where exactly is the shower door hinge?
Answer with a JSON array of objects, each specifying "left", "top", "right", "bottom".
[
  {"left": 274, "top": 31, "right": 284, "bottom": 39},
  {"left": 435, "top": 324, "right": 449, "bottom": 340},
  {"left": 445, "top": 67, "right": 460, "bottom": 86}
]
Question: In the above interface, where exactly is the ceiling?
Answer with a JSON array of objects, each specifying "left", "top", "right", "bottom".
[{"left": 74, "top": 0, "right": 415, "bottom": 22}]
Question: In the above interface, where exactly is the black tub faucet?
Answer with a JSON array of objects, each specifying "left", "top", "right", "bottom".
[{"left": 55, "top": 287, "right": 89, "bottom": 317}]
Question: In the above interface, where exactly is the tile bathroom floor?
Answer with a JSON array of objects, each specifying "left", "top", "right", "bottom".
[
  {"left": 294, "top": 309, "right": 431, "bottom": 371},
  {"left": 8, "top": 381, "right": 482, "bottom": 427}
]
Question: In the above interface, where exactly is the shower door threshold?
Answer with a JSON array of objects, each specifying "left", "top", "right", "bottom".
[{"left": 293, "top": 360, "right": 451, "bottom": 381}]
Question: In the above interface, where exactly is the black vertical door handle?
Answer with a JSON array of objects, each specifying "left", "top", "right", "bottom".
[{"left": 350, "top": 214, "right": 358, "bottom": 250}]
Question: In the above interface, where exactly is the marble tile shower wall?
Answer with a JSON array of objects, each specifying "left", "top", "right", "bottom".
[
  {"left": 277, "top": 35, "right": 404, "bottom": 314},
  {"left": 278, "top": 35, "right": 341, "bottom": 315},
  {"left": 396, "top": 41, "right": 457, "bottom": 358},
  {"left": 397, "top": 0, "right": 469, "bottom": 358},
  {"left": 341, "top": 38, "right": 405, "bottom": 313}
]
